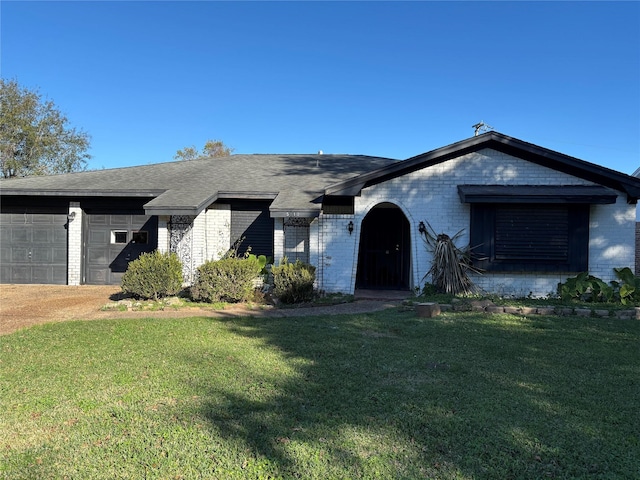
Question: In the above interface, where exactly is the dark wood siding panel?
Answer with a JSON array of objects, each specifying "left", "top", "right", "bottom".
[
  {"left": 230, "top": 201, "right": 274, "bottom": 258},
  {"left": 322, "top": 196, "right": 355, "bottom": 215}
]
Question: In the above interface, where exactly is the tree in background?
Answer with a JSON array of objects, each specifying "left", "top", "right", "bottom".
[
  {"left": 174, "top": 139, "right": 234, "bottom": 161},
  {"left": 0, "top": 79, "right": 91, "bottom": 178}
]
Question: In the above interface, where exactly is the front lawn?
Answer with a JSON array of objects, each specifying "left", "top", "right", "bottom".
[{"left": 1, "top": 310, "right": 638, "bottom": 479}]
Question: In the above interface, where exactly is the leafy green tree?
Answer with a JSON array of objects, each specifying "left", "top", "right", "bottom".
[
  {"left": 0, "top": 79, "right": 91, "bottom": 178},
  {"left": 174, "top": 139, "right": 234, "bottom": 161}
]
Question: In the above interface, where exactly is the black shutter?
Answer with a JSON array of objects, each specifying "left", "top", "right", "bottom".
[
  {"left": 494, "top": 206, "right": 569, "bottom": 261},
  {"left": 470, "top": 204, "right": 588, "bottom": 272}
]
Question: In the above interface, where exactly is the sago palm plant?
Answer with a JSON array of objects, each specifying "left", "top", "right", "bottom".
[{"left": 420, "top": 222, "right": 482, "bottom": 296}]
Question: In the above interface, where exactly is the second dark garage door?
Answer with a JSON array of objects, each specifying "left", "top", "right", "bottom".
[{"left": 84, "top": 213, "right": 158, "bottom": 285}]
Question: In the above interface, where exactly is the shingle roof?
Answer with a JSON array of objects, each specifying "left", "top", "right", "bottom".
[
  {"left": 0, "top": 154, "right": 398, "bottom": 216},
  {"left": 4, "top": 132, "right": 639, "bottom": 214}
]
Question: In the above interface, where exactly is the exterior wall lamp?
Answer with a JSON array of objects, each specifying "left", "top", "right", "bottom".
[
  {"left": 347, "top": 220, "right": 354, "bottom": 235},
  {"left": 418, "top": 221, "right": 426, "bottom": 235},
  {"left": 67, "top": 211, "right": 76, "bottom": 222}
]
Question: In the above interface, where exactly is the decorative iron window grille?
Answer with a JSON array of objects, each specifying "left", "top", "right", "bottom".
[{"left": 169, "top": 215, "right": 194, "bottom": 283}]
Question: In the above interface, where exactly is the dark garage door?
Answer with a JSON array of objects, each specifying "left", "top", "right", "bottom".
[
  {"left": 84, "top": 213, "right": 158, "bottom": 285},
  {"left": 0, "top": 212, "right": 68, "bottom": 284}
]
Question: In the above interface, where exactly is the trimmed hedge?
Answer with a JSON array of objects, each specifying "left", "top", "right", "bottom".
[
  {"left": 121, "top": 251, "right": 183, "bottom": 300},
  {"left": 272, "top": 259, "right": 316, "bottom": 304},
  {"left": 191, "top": 256, "right": 262, "bottom": 303}
]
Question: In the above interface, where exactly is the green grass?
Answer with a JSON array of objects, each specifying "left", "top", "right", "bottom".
[{"left": 1, "top": 310, "right": 639, "bottom": 479}]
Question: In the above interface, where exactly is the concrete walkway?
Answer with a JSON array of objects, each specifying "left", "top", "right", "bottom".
[{"left": 354, "top": 289, "right": 413, "bottom": 301}]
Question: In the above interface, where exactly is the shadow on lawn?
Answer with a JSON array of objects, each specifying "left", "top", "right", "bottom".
[{"left": 187, "top": 310, "right": 639, "bottom": 479}]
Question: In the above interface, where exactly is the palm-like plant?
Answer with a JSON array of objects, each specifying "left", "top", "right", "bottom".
[{"left": 420, "top": 222, "right": 482, "bottom": 296}]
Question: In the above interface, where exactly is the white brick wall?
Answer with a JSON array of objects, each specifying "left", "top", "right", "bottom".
[
  {"left": 316, "top": 214, "right": 359, "bottom": 293},
  {"left": 274, "top": 217, "right": 284, "bottom": 263},
  {"left": 636, "top": 223, "right": 640, "bottom": 275},
  {"left": 204, "top": 204, "right": 231, "bottom": 261},
  {"left": 315, "top": 148, "right": 636, "bottom": 297},
  {"left": 588, "top": 195, "right": 635, "bottom": 279},
  {"left": 67, "top": 202, "right": 83, "bottom": 285},
  {"left": 157, "top": 216, "right": 170, "bottom": 253}
]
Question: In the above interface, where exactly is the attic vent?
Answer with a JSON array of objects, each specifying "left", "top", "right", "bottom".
[{"left": 318, "top": 150, "right": 323, "bottom": 155}]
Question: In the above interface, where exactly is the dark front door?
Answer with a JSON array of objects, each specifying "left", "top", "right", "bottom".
[{"left": 356, "top": 205, "right": 410, "bottom": 289}]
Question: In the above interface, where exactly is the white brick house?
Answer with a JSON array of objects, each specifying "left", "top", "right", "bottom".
[
  {"left": 318, "top": 147, "right": 636, "bottom": 297},
  {"left": 2, "top": 132, "right": 639, "bottom": 297}
]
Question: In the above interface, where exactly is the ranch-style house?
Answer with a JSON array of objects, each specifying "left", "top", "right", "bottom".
[{"left": 2, "top": 131, "right": 639, "bottom": 297}]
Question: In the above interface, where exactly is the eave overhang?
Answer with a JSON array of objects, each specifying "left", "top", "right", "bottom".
[
  {"left": 457, "top": 185, "right": 619, "bottom": 204},
  {"left": 0, "top": 188, "right": 164, "bottom": 198},
  {"left": 143, "top": 191, "right": 280, "bottom": 216}
]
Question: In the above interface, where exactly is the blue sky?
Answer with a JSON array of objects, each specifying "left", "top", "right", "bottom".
[{"left": 2, "top": 1, "right": 639, "bottom": 174}]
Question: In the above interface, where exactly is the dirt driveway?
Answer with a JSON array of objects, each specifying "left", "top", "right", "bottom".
[{"left": 0, "top": 284, "right": 402, "bottom": 336}]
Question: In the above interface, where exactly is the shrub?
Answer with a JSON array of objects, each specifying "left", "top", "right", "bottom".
[
  {"left": 558, "top": 272, "right": 615, "bottom": 303},
  {"left": 611, "top": 267, "right": 640, "bottom": 305},
  {"left": 272, "top": 259, "right": 316, "bottom": 304},
  {"left": 121, "top": 251, "right": 183, "bottom": 300},
  {"left": 191, "top": 256, "right": 262, "bottom": 303}
]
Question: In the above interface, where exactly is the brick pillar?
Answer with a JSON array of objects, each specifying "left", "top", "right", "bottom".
[
  {"left": 157, "top": 216, "right": 170, "bottom": 253},
  {"left": 67, "top": 202, "right": 83, "bottom": 285}
]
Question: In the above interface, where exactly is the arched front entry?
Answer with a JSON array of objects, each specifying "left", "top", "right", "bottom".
[{"left": 356, "top": 203, "right": 410, "bottom": 290}]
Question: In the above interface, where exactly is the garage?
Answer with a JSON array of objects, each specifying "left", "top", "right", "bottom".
[
  {"left": 84, "top": 212, "right": 158, "bottom": 285},
  {"left": 0, "top": 210, "right": 68, "bottom": 284}
]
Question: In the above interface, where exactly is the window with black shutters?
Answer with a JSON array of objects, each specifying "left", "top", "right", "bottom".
[{"left": 470, "top": 204, "right": 589, "bottom": 272}]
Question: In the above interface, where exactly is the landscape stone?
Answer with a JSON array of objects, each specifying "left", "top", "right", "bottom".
[{"left": 416, "top": 302, "right": 441, "bottom": 318}]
